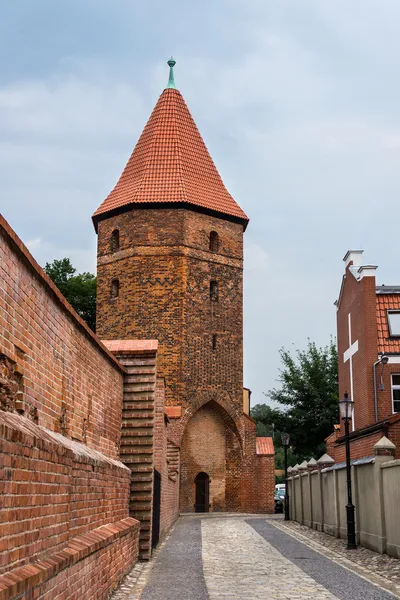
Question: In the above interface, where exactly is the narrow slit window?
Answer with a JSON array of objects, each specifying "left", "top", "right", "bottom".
[
  {"left": 111, "top": 229, "right": 120, "bottom": 252},
  {"left": 210, "top": 280, "right": 218, "bottom": 302},
  {"left": 209, "top": 231, "right": 219, "bottom": 252},
  {"left": 212, "top": 334, "right": 217, "bottom": 350},
  {"left": 111, "top": 279, "right": 120, "bottom": 298}
]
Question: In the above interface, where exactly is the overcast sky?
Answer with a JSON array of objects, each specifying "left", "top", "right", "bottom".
[{"left": 2, "top": 1, "right": 400, "bottom": 406}]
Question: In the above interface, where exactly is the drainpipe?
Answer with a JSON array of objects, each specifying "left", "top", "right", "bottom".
[{"left": 373, "top": 360, "right": 380, "bottom": 422}]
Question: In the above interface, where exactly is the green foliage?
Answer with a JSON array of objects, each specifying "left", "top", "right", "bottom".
[
  {"left": 44, "top": 258, "right": 97, "bottom": 332},
  {"left": 251, "top": 339, "right": 339, "bottom": 462}
]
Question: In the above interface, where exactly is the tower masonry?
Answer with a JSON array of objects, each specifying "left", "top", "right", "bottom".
[{"left": 93, "top": 60, "right": 274, "bottom": 513}]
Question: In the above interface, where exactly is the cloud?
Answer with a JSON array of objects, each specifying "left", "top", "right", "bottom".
[{"left": 2, "top": 1, "right": 400, "bottom": 402}]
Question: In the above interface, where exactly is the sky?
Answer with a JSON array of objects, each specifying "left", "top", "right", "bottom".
[{"left": 2, "top": 1, "right": 400, "bottom": 407}]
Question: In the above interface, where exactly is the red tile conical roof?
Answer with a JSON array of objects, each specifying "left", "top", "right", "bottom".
[{"left": 92, "top": 87, "right": 248, "bottom": 227}]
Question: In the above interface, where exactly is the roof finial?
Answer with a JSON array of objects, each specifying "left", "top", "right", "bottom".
[{"left": 167, "top": 57, "right": 177, "bottom": 89}]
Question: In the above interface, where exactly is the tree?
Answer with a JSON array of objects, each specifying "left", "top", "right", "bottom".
[
  {"left": 44, "top": 258, "right": 97, "bottom": 332},
  {"left": 250, "top": 403, "right": 303, "bottom": 468},
  {"left": 267, "top": 339, "right": 338, "bottom": 458},
  {"left": 250, "top": 403, "right": 279, "bottom": 437}
]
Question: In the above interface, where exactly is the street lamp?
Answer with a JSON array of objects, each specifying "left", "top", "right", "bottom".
[
  {"left": 339, "top": 392, "right": 357, "bottom": 549},
  {"left": 281, "top": 432, "right": 290, "bottom": 521}
]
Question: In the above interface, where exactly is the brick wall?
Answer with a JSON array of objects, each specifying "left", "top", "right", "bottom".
[
  {"left": 0, "top": 412, "right": 139, "bottom": 599},
  {"left": 96, "top": 207, "right": 275, "bottom": 514},
  {"left": 96, "top": 207, "right": 244, "bottom": 414},
  {"left": 0, "top": 216, "right": 124, "bottom": 458},
  {"left": 0, "top": 216, "right": 139, "bottom": 599},
  {"left": 180, "top": 403, "right": 228, "bottom": 512},
  {"left": 256, "top": 455, "right": 275, "bottom": 514},
  {"left": 104, "top": 342, "right": 158, "bottom": 560},
  {"left": 333, "top": 430, "right": 383, "bottom": 462},
  {"left": 154, "top": 378, "right": 180, "bottom": 538},
  {"left": 337, "top": 266, "right": 378, "bottom": 433}
]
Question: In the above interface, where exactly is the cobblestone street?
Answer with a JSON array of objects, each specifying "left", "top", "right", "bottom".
[{"left": 111, "top": 515, "right": 400, "bottom": 599}]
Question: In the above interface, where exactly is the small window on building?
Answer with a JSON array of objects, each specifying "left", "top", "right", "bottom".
[
  {"left": 388, "top": 311, "right": 400, "bottom": 337},
  {"left": 210, "top": 280, "right": 218, "bottom": 302},
  {"left": 392, "top": 374, "right": 400, "bottom": 413},
  {"left": 111, "top": 229, "right": 120, "bottom": 252},
  {"left": 209, "top": 231, "right": 219, "bottom": 252},
  {"left": 212, "top": 334, "right": 217, "bottom": 350},
  {"left": 111, "top": 279, "right": 119, "bottom": 298}
]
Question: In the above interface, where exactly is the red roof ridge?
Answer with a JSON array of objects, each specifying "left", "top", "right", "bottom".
[
  {"left": 256, "top": 436, "right": 275, "bottom": 456},
  {"left": 92, "top": 87, "right": 248, "bottom": 227}
]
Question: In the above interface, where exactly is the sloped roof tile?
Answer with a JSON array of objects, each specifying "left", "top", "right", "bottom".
[
  {"left": 93, "top": 88, "right": 248, "bottom": 226},
  {"left": 256, "top": 437, "right": 274, "bottom": 456},
  {"left": 376, "top": 294, "right": 400, "bottom": 353}
]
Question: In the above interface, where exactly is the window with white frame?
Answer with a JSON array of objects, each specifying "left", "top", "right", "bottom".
[
  {"left": 391, "top": 374, "right": 400, "bottom": 413},
  {"left": 388, "top": 311, "right": 400, "bottom": 336}
]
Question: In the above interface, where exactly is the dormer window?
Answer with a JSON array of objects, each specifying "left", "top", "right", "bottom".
[
  {"left": 388, "top": 311, "right": 400, "bottom": 336},
  {"left": 210, "top": 280, "right": 218, "bottom": 302},
  {"left": 209, "top": 231, "right": 219, "bottom": 252},
  {"left": 111, "top": 229, "right": 120, "bottom": 252},
  {"left": 111, "top": 279, "right": 120, "bottom": 298}
]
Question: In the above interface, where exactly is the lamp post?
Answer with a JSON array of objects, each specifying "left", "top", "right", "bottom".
[
  {"left": 281, "top": 432, "right": 290, "bottom": 521},
  {"left": 339, "top": 392, "right": 357, "bottom": 549}
]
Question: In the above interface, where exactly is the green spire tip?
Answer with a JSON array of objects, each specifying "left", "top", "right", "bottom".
[{"left": 167, "top": 57, "right": 177, "bottom": 89}]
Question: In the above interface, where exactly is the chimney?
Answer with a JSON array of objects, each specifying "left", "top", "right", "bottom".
[
  {"left": 343, "top": 250, "right": 363, "bottom": 269},
  {"left": 357, "top": 265, "right": 378, "bottom": 280}
]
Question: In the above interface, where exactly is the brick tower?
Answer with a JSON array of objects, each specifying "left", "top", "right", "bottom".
[{"left": 93, "top": 60, "right": 274, "bottom": 513}]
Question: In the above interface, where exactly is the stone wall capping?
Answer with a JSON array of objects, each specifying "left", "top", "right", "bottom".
[
  {"left": 374, "top": 436, "right": 396, "bottom": 454},
  {"left": 317, "top": 453, "right": 335, "bottom": 466}
]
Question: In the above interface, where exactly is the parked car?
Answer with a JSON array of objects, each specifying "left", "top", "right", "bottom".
[{"left": 274, "top": 489, "right": 285, "bottom": 514}]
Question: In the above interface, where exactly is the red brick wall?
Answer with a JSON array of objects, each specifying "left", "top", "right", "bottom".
[
  {"left": 337, "top": 266, "right": 378, "bottom": 432},
  {"left": 154, "top": 378, "right": 180, "bottom": 537},
  {"left": 388, "top": 419, "right": 400, "bottom": 458},
  {"left": 180, "top": 403, "right": 227, "bottom": 512},
  {"left": 96, "top": 207, "right": 275, "bottom": 514},
  {"left": 0, "top": 216, "right": 124, "bottom": 459},
  {"left": 33, "top": 522, "right": 139, "bottom": 600},
  {"left": 96, "top": 207, "right": 244, "bottom": 414},
  {"left": 256, "top": 455, "right": 275, "bottom": 514},
  {"left": 333, "top": 431, "right": 383, "bottom": 462},
  {"left": 0, "top": 412, "right": 137, "bottom": 585},
  {"left": 0, "top": 514, "right": 139, "bottom": 600},
  {"left": 0, "top": 216, "right": 139, "bottom": 599}
]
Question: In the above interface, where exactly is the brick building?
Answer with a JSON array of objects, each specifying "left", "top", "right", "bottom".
[
  {"left": 332, "top": 250, "right": 400, "bottom": 460},
  {"left": 0, "top": 59, "right": 274, "bottom": 600},
  {"left": 93, "top": 59, "right": 274, "bottom": 514}
]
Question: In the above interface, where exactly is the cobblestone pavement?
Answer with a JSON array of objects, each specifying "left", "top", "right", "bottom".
[
  {"left": 249, "top": 519, "right": 397, "bottom": 600},
  {"left": 111, "top": 515, "right": 400, "bottom": 599},
  {"left": 276, "top": 520, "right": 400, "bottom": 589},
  {"left": 202, "top": 518, "right": 337, "bottom": 599}
]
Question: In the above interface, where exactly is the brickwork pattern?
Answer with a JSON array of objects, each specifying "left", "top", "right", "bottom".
[
  {"left": 154, "top": 378, "right": 180, "bottom": 538},
  {"left": 0, "top": 518, "right": 139, "bottom": 600},
  {"left": 0, "top": 216, "right": 140, "bottom": 599},
  {"left": 96, "top": 208, "right": 244, "bottom": 412},
  {"left": 97, "top": 207, "right": 274, "bottom": 515},
  {"left": 0, "top": 217, "right": 124, "bottom": 459},
  {"left": 337, "top": 267, "right": 378, "bottom": 434},
  {"left": 0, "top": 411, "right": 135, "bottom": 578},
  {"left": 107, "top": 347, "right": 158, "bottom": 560}
]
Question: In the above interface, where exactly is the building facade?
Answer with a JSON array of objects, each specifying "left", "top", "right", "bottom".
[
  {"left": 93, "top": 61, "right": 274, "bottom": 513},
  {"left": 333, "top": 250, "right": 400, "bottom": 460}
]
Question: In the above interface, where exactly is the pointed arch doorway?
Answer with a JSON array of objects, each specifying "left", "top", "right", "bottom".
[{"left": 195, "top": 472, "right": 210, "bottom": 513}]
